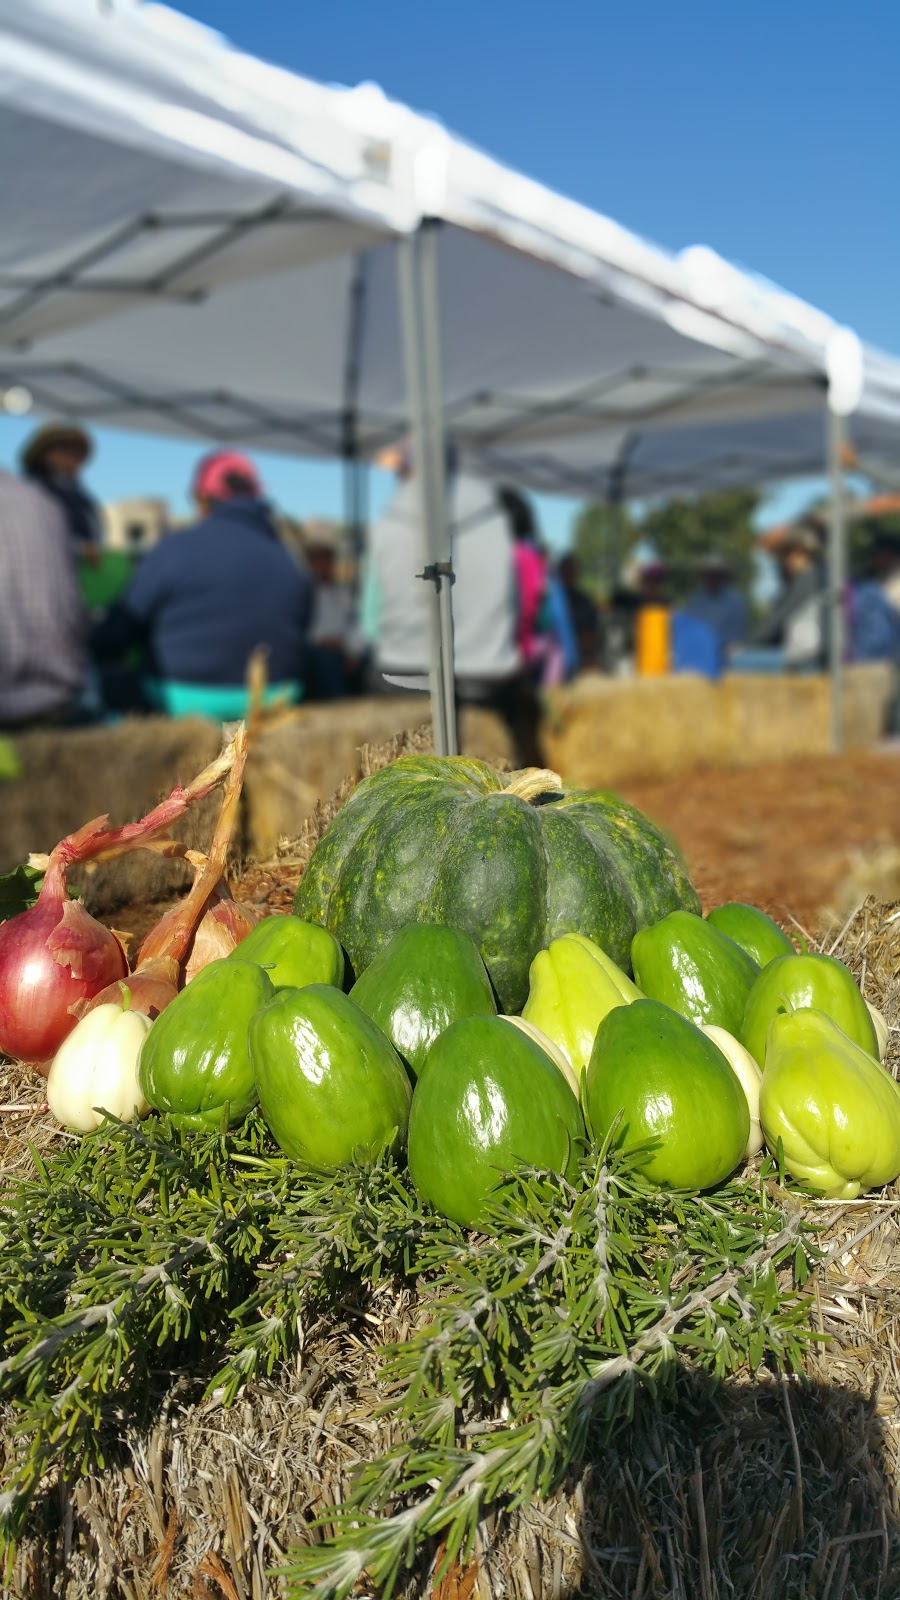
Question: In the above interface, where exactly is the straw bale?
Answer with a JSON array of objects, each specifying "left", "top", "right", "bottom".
[
  {"left": 0, "top": 703, "right": 511, "bottom": 913},
  {"left": 0, "top": 718, "right": 222, "bottom": 911},
  {"left": 546, "top": 662, "right": 894, "bottom": 788},
  {"left": 243, "top": 701, "right": 510, "bottom": 860}
]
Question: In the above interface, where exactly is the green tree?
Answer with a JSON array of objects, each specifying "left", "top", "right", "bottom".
[
  {"left": 639, "top": 488, "right": 761, "bottom": 599},
  {"left": 848, "top": 509, "right": 900, "bottom": 579},
  {"left": 572, "top": 501, "right": 636, "bottom": 599}
]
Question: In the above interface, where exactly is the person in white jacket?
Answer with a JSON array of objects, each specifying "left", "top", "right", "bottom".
[{"left": 362, "top": 447, "right": 543, "bottom": 764}]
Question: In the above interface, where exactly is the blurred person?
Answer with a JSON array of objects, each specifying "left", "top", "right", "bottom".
[
  {"left": 498, "top": 486, "right": 550, "bottom": 679},
  {"left": 20, "top": 422, "right": 103, "bottom": 563},
  {"left": 634, "top": 561, "right": 672, "bottom": 676},
  {"left": 849, "top": 535, "right": 900, "bottom": 663},
  {"left": 0, "top": 469, "right": 88, "bottom": 728},
  {"left": 92, "top": 451, "right": 312, "bottom": 720},
  {"left": 498, "top": 487, "right": 578, "bottom": 686},
  {"left": 558, "top": 553, "right": 601, "bottom": 668},
  {"left": 682, "top": 553, "right": 749, "bottom": 656},
  {"left": 363, "top": 447, "right": 544, "bottom": 765},
  {"left": 751, "top": 524, "right": 828, "bottom": 672},
  {"left": 304, "top": 524, "right": 364, "bottom": 700}
]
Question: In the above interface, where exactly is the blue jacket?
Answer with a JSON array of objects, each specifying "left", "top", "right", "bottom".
[
  {"left": 92, "top": 499, "right": 312, "bottom": 686},
  {"left": 850, "top": 580, "right": 900, "bottom": 663}
]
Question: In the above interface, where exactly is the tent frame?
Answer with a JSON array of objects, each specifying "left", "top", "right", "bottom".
[
  {"left": 827, "top": 405, "right": 847, "bottom": 753},
  {"left": 397, "top": 222, "right": 458, "bottom": 756}
]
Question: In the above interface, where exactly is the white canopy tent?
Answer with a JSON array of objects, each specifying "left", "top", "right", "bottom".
[{"left": 2, "top": 1, "right": 899, "bottom": 756}]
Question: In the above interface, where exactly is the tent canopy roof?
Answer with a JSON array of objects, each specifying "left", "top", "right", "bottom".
[{"left": 2, "top": 0, "right": 900, "bottom": 501}]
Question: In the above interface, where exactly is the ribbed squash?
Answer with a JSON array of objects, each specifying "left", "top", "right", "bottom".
[{"left": 295, "top": 756, "right": 698, "bottom": 1013}]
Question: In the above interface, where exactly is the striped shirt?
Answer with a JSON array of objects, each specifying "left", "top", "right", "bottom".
[{"left": 0, "top": 472, "right": 87, "bottom": 725}]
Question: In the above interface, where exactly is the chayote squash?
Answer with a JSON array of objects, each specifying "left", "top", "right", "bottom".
[
  {"left": 138, "top": 958, "right": 273, "bottom": 1130},
  {"left": 249, "top": 985, "right": 412, "bottom": 1167},
  {"left": 631, "top": 911, "right": 760, "bottom": 1036},
  {"left": 761, "top": 1008, "right": 900, "bottom": 1198},
  {"left": 585, "top": 999, "right": 749, "bottom": 1190},
  {"left": 407, "top": 1016, "right": 584, "bottom": 1226},
  {"left": 227, "top": 914, "right": 344, "bottom": 990},
  {"left": 741, "top": 952, "right": 878, "bottom": 1068},
  {"left": 521, "top": 932, "right": 641, "bottom": 1080},
  {"left": 348, "top": 923, "right": 495, "bottom": 1077}
]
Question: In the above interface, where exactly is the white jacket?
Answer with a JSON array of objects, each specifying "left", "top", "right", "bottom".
[{"left": 364, "top": 475, "right": 520, "bottom": 684}]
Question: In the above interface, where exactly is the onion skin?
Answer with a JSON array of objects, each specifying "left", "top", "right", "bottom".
[
  {"left": 138, "top": 726, "right": 254, "bottom": 987},
  {"left": 184, "top": 894, "right": 258, "bottom": 981},
  {"left": 72, "top": 958, "right": 181, "bottom": 1025},
  {"left": 0, "top": 863, "right": 127, "bottom": 1072}
]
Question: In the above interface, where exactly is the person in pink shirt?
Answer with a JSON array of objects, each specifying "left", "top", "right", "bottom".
[{"left": 499, "top": 487, "right": 549, "bottom": 673}]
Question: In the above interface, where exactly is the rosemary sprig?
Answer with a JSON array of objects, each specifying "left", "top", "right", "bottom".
[
  {"left": 0, "top": 1114, "right": 821, "bottom": 1597},
  {"left": 280, "top": 1159, "right": 816, "bottom": 1598}
]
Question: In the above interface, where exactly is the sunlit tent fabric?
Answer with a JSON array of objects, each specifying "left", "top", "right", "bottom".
[{"left": 0, "top": 0, "right": 835, "bottom": 471}]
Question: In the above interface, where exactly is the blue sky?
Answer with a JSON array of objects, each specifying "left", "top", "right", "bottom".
[{"left": 3, "top": 0, "right": 897, "bottom": 546}]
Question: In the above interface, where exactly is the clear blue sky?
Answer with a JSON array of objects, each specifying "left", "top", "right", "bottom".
[{"left": 2, "top": 0, "right": 897, "bottom": 545}]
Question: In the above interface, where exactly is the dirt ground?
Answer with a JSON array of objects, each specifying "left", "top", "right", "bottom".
[{"left": 623, "top": 744, "right": 900, "bottom": 935}]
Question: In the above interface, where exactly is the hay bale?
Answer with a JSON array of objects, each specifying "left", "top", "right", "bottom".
[
  {"left": 243, "top": 700, "right": 511, "bottom": 859},
  {"left": 0, "top": 718, "right": 222, "bottom": 914},
  {"left": 546, "top": 663, "right": 895, "bottom": 789},
  {"left": 0, "top": 703, "right": 512, "bottom": 909}
]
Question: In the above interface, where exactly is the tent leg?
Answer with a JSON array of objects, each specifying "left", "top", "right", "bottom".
[
  {"left": 396, "top": 226, "right": 458, "bottom": 757},
  {"left": 342, "top": 452, "right": 367, "bottom": 584},
  {"left": 419, "top": 222, "right": 458, "bottom": 754},
  {"left": 826, "top": 405, "right": 847, "bottom": 755}
]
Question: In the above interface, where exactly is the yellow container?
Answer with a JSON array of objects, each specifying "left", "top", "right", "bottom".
[{"left": 635, "top": 605, "right": 671, "bottom": 676}]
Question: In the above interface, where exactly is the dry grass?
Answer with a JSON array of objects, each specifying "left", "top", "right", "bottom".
[{"left": 2, "top": 738, "right": 900, "bottom": 1599}]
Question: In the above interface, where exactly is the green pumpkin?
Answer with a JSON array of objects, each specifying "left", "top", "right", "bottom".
[
  {"left": 294, "top": 756, "right": 699, "bottom": 1013},
  {"left": 348, "top": 924, "right": 496, "bottom": 1077}
]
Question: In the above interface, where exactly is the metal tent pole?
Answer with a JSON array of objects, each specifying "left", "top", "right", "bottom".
[
  {"left": 396, "top": 225, "right": 457, "bottom": 756},
  {"left": 418, "top": 221, "right": 458, "bottom": 755},
  {"left": 827, "top": 404, "right": 847, "bottom": 754},
  {"left": 341, "top": 254, "right": 368, "bottom": 586}
]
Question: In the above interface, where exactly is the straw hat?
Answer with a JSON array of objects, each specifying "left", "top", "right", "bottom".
[{"left": 20, "top": 421, "right": 93, "bottom": 473}]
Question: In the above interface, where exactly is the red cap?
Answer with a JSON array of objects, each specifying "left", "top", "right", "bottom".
[{"left": 192, "top": 450, "right": 262, "bottom": 503}]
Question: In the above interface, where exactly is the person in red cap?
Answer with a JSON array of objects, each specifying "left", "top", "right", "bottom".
[{"left": 92, "top": 450, "right": 312, "bottom": 718}]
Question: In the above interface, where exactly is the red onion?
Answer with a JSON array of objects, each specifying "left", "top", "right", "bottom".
[
  {"left": 0, "top": 847, "right": 127, "bottom": 1068},
  {"left": 0, "top": 732, "right": 242, "bottom": 1072}
]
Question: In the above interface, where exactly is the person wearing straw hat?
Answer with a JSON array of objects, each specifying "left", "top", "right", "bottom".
[
  {"left": 91, "top": 450, "right": 312, "bottom": 720},
  {"left": 20, "top": 422, "right": 103, "bottom": 562}
]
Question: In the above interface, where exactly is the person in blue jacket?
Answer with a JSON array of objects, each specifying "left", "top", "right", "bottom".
[
  {"left": 850, "top": 536, "right": 900, "bottom": 664},
  {"left": 92, "top": 452, "right": 312, "bottom": 719}
]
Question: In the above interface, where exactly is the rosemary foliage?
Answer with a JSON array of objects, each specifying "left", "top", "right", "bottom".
[{"left": 0, "top": 1114, "right": 821, "bottom": 1596}]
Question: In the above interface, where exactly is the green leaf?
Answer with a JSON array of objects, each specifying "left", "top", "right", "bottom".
[
  {"left": 0, "top": 737, "right": 21, "bottom": 782},
  {"left": 0, "top": 865, "right": 43, "bottom": 923}
]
